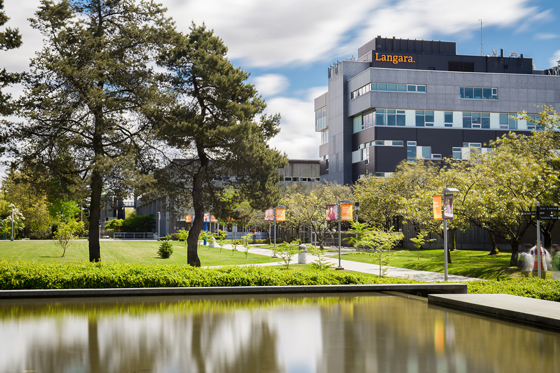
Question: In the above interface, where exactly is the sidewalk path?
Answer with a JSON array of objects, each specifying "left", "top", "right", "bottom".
[{"left": 206, "top": 243, "right": 478, "bottom": 282}]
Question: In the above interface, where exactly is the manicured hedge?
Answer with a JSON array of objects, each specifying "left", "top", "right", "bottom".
[
  {"left": 0, "top": 260, "right": 417, "bottom": 290},
  {"left": 467, "top": 278, "right": 560, "bottom": 302}
]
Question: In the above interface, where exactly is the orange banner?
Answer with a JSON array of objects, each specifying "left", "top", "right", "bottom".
[
  {"left": 186, "top": 215, "right": 192, "bottom": 223},
  {"left": 340, "top": 203, "right": 354, "bottom": 221},
  {"left": 276, "top": 208, "right": 286, "bottom": 222},
  {"left": 264, "top": 209, "right": 274, "bottom": 221},
  {"left": 433, "top": 195, "right": 442, "bottom": 220}
]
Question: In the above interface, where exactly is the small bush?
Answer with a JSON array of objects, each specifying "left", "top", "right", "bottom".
[{"left": 158, "top": 238, "right": 174, "bottom": 259}]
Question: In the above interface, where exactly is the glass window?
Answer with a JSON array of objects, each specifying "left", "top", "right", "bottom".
[
  {"left": 364, "top": 112, "right": 374, "bottom": 129},
  {"left": 407, "top": 141, "right": 417, "bottom": 162},
  {"left": 453, "top": 147, "right": 462, "bottom": 160},
  {"left": 483, "top": 88, "right": 491, "bottom": 99},
  {"left": 416, "top": 111, "right": 425, "bottom": 127},
  {"left": 397, "top": 112, "right": 406, "bottom": 126},
  {"left": 421, "top": 146, "right": 431, "bottom": 159},
  {"left": 425, "top": 111, "right": 434, "bottom": 124},
  {"left": 509, "top": 115, "right": 517, "bottom": 130},
  {"left": 375, "top": 140, "right": 384, "bottom": 146},
  {"left": 377, "top": 83, "right": 387, "bottom": 91},
  {"left": 371, "top": 83, "right": 377, "bottom": 91},
  {"left": 387, "top": 112, "right": 396, "bottom": 126},
  {"left": 499, "top": 113, "right": 509, "bottom": 129},
  {"left": 407, "top": 85, "right": 416, "bottom": 92},
  {"left": 464, "top": 87, "right": 473, "bottom": 99},
  {"left": 388, "top": 83, "right": 397, "bottom": 91},
  {"left": 460, "top": 87, "right": 464, "bottom": 98},
  {"left": 474, "top": 87, "right": 482, "bottom": 99},
  {"left": 353, "top": 115, "right": 362, "bottom": 133},
  {"left": 398, "top": 84, "right": 407, "bottom": 92},
  {"left": 481, "top": 113, "right": 490, "bottom": 129},
  {"left": 393, "top": 140, "right": 404, "bottom": 146},
  {"left": 376, "top": 112, "right": 385, "bottom": 126},
  {"left": 432, "top": 154, "right": 442, "bottom": 160},
  {"left": 463, "top": 112, "right": 472, "bottom": 128},
  {"left": 444, "top": 112, "right": 453, "bottom": 127},
  {"left": 416, "top": 85, "right": 426, "bottom": 92}
]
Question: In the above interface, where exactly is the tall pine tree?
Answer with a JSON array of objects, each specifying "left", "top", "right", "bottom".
[
  {"left": 156, "top": 24, "right": 287, "bottom": 267},
  {"left": 12, "top": 0, "right": 175, "bottom": 261},
  {"left": 0, "top": 0, "right": 22, "bottom": 116}
]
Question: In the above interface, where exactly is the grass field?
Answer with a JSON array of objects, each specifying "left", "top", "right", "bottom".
[
  {"left": 0, "top": 240, "right": 281, "bottom": 266},
  {"left": 340, "top": 249, "right": 522, "bottom": 280}
]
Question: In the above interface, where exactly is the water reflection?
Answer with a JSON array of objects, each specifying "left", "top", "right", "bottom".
[{"left": 0, "top": 293, "right": 559, "bottom": 373}]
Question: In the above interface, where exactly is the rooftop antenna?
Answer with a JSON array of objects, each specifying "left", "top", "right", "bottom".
[{"left": 478, "top": 19, "right": 483, "bottom": 56}]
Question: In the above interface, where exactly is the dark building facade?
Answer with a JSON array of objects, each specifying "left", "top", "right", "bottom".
[{"left": 316, "top": 36, "right": 560, "bottom": 184}]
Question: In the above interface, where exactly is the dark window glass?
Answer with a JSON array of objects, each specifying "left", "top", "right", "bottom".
[
  {"left": 425, "top": 111, "right": 434, "bottom": 123},
  {"left": 444, "top": 112, "right": 453, "bottom": 123},
  {"left": 460, "top": 87, "right": 464, "bottom": 98},
  {"left": 416, "top": 115, "right": 425, "bottom": 127},
  {"left": 472, "top": 112, "right": 481, "bottom": 124},
  {"left": 463, "top": 116, "right": 472, "bottom": 128},
  {"left": 387, "top": 114, "right": 396, "bottom": 126},
  {"left": 371, "top": 83, "right": 377, "bottom": 90},
  {"left": 407, "top": 85, "right": 416, "bottom": 92},
  {"left": 483, "top": 88, "right": 491, "bottom": 99},
  {"left": 474, "top": 88, "right": 482, "bottom": 99},
  {"left": 417, "top": 85, "right": 426, "bottom": 92},
  {"left": 464, "top": 87, "right": 473, "bottom": 99},
  {"left": 482, "top": 117, "right": 490, "bottom": 128},
  {"left": 376, "top": 113, "right": 385, "bottom": 126},
  {"left": 397, "top": 114, "right": 406, "bottom": 126}
]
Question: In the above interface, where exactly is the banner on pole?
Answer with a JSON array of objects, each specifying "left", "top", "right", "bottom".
[
  {"left": 433, "top": 195, "right": 442, "bottom": 220},
  {"left": 340, "top": 203, "right": 354, "bottom": 221},
  {"left": 185, "top": 215, "right": 191, "bottom": 223},
  {"left": 443, "top": 196, "right": 454, "bottom": 220},
  {"left": 264, "top": 209, "right": 274, "bottom": 221},
  {"left": 276, "top": 208, "right": 286, "bottom": 222},
  {"left": 326, "top": 205, "right": 337, "bottom": 221}
]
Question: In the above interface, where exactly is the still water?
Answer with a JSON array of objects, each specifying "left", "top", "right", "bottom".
[{"left": 0, "top": 293, "right": 559, "bottom": 373}]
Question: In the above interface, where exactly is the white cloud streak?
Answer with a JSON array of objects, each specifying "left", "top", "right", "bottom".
[{"left": 252, "top": 74, "right": 289, "bottom": 98}]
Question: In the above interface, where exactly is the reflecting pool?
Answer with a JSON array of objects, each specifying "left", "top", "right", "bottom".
[{"left": 0, "top": 293, "right": 559, "bottom": 373}]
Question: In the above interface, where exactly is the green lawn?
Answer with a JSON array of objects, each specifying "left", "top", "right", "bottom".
[
  {"left": 340, "top": 249, "right": 521, "bottom": 280},
  {"left": 0, "top": 240, "right": 281, "bottom": 266}
]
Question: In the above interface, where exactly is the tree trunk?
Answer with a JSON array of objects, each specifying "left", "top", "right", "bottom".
[
  {"left": 509, "top": 241, "right": 520, "bottom": 266},
  {"left": 450, "top": 228, "right": 456, "bottom": 251},
  {"left": 187, "top": 151, "right": 208, "bottom": 267},
  {"left": 487, "top": 229, "right": 499, "bottom": 255},
  {"left": 88, "top": 167, "right": 102, "bottom": 262}
]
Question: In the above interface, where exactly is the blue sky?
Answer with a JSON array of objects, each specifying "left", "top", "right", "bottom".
[{"left": 2, "top": 0, "right": 560, "bottom": 160}]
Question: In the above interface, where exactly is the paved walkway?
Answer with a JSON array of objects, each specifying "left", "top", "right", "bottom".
[{"left": 208, "top": 243, "right": 478, "bottom": 282}]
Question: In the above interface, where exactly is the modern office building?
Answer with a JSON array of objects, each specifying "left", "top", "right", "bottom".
[{"left": 315, "top": 36, "right": 560, "bottom": 185}]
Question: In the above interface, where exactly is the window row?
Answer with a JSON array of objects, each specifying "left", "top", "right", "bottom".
[
  {"left": 315, "top": 106, "right": 327, "bottom": 131},
  {"left": 460, "top": 87, "right": 498, "bottom": 100},
  {"left": 352, "top": 110, "right": 544, "bottom": 133},
  {"left": 282, "top": 177, "right": 321, "bottom": 182},
  {"left": 351, "top": 83, "right": 426, "bottom": 99}
]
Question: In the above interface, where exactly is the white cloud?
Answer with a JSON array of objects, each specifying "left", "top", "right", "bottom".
[
  {"left": 252, "top": 74, "right": 289, "bottom": 98},
  {"left": 535, "top": 33, "right": 559, "bottom": 40},
  {"left": 265, "top": 87, "right": 326, "bottom": 160},
  {"left": 549, "top": 50, "right": 560, "bottom": 69},
  {"left": 167, "top": 0, "right": 380, "bottom": 68},
  {"left": 357, "top": 0, "right": 539, "bottom": 47}
]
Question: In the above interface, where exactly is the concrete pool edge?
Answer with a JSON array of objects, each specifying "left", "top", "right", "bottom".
[
  {"left": 428, "top": 294, "right": 560, "bottom": 332},
  {"left": 0, "top": 283, "right": 467, "bottom": 299}
]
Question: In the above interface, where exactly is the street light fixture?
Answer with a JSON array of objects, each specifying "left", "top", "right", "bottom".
[{"left": 442, "top": 187, "right": 459, "bottom": 281}]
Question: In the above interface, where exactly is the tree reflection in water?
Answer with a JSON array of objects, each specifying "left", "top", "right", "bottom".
[{"left": 0, "top": 294, "right": 558, "bottom": 373}]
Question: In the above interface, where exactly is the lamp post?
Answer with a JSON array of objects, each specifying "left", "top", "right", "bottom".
[
  {"left": 10, "top": 207, "right": 14, "bottom": 241},
  {"left": 442, "top": 187, "right": 459, "bottom": 281},
  {"left": 157, "top": 211, "right": 160, "bottom": 240},
  {"left": 272, "top": 206, "right": 285, "bottom": 258}
]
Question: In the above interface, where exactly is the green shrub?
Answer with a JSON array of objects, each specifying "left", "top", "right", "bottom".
[
  {"left": 157, "top": 239, "right": 174, "bottom": 259},
  {"left": 30, "top": 229, "right": 52, "bottom": 240},
  {"left": 0, "top": 261, "right": 418, "bottom": 289},
  {"left": 467, "top": 278, "right": 560, "bottom": 302}
]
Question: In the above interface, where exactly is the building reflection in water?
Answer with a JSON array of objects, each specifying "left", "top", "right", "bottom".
[{"left": 0, "top": 293, "right": 558, "bottom": 372}]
